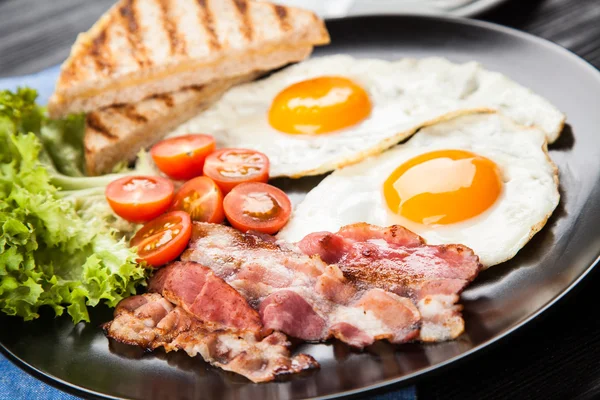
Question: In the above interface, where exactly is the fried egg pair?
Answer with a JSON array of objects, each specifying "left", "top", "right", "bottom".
[
  {"left": 167, "top": 55, "right": 565, "bottom": 178},
  {"left": 278, "top": 113, "right": 560, "bottom": 268}
]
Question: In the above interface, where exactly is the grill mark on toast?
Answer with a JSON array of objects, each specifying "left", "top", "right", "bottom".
[
  {"left": 59, "top": 65, "right": 78, "bottom": 87},
  {"left": 188, "top": 85, "right": 205, "bottom": 92},
  {"left": 61, "top": 35, "right": 92, "bottom": 84},
  {"left": 197, "top": 0, "right": 221, "bottom": 50},
  {"left": 89, "top": 29, "right": 113, "bottom": 74},
  {"left": 157, "top": 0, "right": 187, "bottom": 55},
  {"left": 233, "top": 0, "right": 253, "bottom": 41},
  {"left": 119, "top": 0, "right": 152, "bottom": 68},
  {"left": 117, "top": 104, "right": 149, "bottom": 124},
  {"left": 273, "top": 5, "right": 291, "bottom": 31},
  {"left": 152, "top": 93, "right": 175, "bottom": 107},
  {"left": 86, "top": 113, "right": 118, "bottom": 140}
]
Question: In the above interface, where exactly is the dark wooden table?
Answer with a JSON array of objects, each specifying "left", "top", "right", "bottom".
[{"left": 1, "top": 0, "right": 599, "bottom": 399}]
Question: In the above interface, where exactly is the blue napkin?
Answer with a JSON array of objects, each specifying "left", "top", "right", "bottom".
[
  {"left": 0, "top": 68, "right": 417, "bottom": 400},
  {"left": 0, "top": 65, "right": 61, "bottom": 104},
  {"left": 0, "top": 354, "right": 79, "bottom": 400}
]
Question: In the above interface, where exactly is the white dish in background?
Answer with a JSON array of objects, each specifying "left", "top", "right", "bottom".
[{"left": 274, "top": 0, "right": 509, "bottom": 17}]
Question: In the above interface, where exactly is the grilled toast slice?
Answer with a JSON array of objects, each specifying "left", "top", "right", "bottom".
[
  {"left": 84, "top": 71, "right": 263, "bottom": 175},
  {"left": 48, "top": 0, "right": 330, "bottom": 118}
]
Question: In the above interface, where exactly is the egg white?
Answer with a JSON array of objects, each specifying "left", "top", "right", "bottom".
[
  {"left": 167, "top": 55, "right": 565, "bottom": 178},
  {"left": 278, "top": 113, "right": 560, "bottom": 268}
]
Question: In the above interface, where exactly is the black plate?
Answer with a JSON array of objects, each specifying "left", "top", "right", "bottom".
[{"left": 2, "top": 15, "right": 600, "bottom": 400}]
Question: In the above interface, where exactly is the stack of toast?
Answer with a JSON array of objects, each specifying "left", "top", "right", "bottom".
[{"left": 48, "top": 0, "right": 329, "bottom": 175}]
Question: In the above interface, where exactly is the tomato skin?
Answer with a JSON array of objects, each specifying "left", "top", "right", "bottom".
[
  {"left": 170, "top": 176, "right": 225, "bottom": 223},
  {"left": 105, "top": 176, "right": 174, "bottom": 223},
  {"left": 130, "top": 211, "right": 192, "bottom": 267},
  {"left": 203, "top": 148, "right": 270, "bottom": 193},
  {"left": 151, "top": 134, "right": 216, "bottom": 180},
  {"left": 223, "top": 182, "right": 292, "bottom": 235}
]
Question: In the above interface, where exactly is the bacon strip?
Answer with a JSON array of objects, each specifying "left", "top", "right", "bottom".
[
  {"left": 177, "top": 222, "right": 481, "bottom": 346},
  {"left": 151, "top": 259, "right": 411, "bottom": 347},
  {"left": 149, "top": 261, "right": 262, "bottom": 333},
  {"left": 298, "top": 223, "right": 482, "bottom": 341},
  {"left": 105, "top": 222, "right": 481, "bottom": 382},
  {"left": 104, "top": 292, "right": 318, "bottom": 382}
]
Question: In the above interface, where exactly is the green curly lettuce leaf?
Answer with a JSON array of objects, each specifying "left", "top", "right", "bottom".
[{"left": 0, "top": 88, "right": 148, "bottom": 323}]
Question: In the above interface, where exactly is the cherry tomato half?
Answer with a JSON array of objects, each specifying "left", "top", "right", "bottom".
[
  {"left": 151, "top": 134, "right": 216, "bottom": 180},
  {"left": 203, "top": 148, "right": 269, "bottom": 193},
  {"left": 105, "top": 175, "right": 174, "bottom": 223},
  {"left": 170, "top": 176, "right": 225, "bottom": 223},
  {"left": 130, "top": 211, "right": 192, "bottom": 267},
  {"left": 223, "top": 182, "right": 292, "bottom": 235}
]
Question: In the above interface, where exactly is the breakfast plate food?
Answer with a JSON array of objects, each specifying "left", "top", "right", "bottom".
[{"left": 1, "top": 2, "right": 600, "bottom": 399}]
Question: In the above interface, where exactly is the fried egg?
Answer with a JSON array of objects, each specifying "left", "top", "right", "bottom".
[
  {"left": 278, "top": 113, "right": 560, "bottom": 268},
  {"left": 167, "top": 55, "right": 565, "bottom": 178}
]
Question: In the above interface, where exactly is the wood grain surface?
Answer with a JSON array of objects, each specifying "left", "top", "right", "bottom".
[{"left": 0, "top": 1, "right": 599, "bottom": 399}]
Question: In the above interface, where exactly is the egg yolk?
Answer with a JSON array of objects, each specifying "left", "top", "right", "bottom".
[
  {"left": 383, "top": 150, "right": 502, "bottom": 225},
  {"left": 268, "top": 76, "right": 372, "bottom": 135}
]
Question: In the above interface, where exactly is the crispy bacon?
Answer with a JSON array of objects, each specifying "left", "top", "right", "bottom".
[
  {"left": 104, "top": 223, "right": 481, "bottom": 382},
  {"left": 258, "top": 290, "right": 326, "bottom": 341},
  {"left": 104, "top": 292, "right": 318, "bottom": 383},
  {"left": 178, "top": 222, "right": 481, "bottom": 346},
  {"left": 298, "top": 223, "right": 482, "bottom": 341},
  {"left": 149, "top": 262, "right": 262, "bottom": 333},
  {"left": 106, "top": 222, "right": 481, "bottom": 382}
]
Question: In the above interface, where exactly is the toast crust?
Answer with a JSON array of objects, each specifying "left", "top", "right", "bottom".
[
  {"left": 84, "top": 72, "right": 260, "bottom": 175},
  {"left": 48, "top": 0, "right": 330, "bottom": 118}
]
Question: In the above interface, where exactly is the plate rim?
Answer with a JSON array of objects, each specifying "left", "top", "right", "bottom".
[
  {"left": 345, "top": 0, "right": 511, "bottom": 17},
  {"left": 2, "top": 13, "right": 600, "bottom": 400}
]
